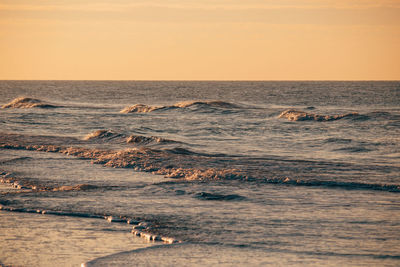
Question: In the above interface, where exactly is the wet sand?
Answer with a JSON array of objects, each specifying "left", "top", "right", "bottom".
[{"left": 0, "top": 210, "right": 153, "bottom": 267}]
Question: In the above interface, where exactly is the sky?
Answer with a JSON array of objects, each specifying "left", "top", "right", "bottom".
[{"left": 0, "top": 0, "right": 399, "bottom": 80}]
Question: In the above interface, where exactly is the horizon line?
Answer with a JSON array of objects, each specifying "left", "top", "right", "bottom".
[{"left": 0, "top": 79, "right": 399, "bottom": 82}]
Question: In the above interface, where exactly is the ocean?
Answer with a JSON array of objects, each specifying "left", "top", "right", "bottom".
[{"left": 0, "top": 81, "right": 399, "bottom": 266}]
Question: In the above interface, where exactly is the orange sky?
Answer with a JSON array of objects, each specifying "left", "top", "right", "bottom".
[{"left": 0, "top": 0, "right": 399, "bottom": 80}]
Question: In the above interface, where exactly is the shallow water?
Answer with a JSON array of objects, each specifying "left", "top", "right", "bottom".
[
  {"left": 84, "top": 243, "right": 399, "bottom": 267},
  {"left": 0, "top": 81, "right": 399, "bottom": 266},
  {"left": 0, "top": 211, "right": 151, "bottom": 267}
]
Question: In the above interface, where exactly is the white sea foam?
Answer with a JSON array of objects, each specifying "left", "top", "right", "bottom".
[
  {"left": 120, "top": 100, "right": 239, "bottom": 113},
  {"left": 2, "top": 97, "right": 58, "bottom": 109},
  {"left": 278, "top": 109, "right": 359, "bottom": 121},
  {"left": 1, "top": 81, "right": 399, "bottom": 267}
]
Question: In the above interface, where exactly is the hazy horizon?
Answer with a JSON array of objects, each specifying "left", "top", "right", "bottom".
[{"left": 0, "top": 79, "right": 399, "bottom": 82}]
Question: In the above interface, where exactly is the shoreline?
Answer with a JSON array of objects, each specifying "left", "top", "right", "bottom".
[{"left": 0, "top": 209, "right": 156, "bottom": 267}]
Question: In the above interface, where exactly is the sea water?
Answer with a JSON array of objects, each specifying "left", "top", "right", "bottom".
[{"left": 0, "top": 81, "right": 399, "bottom": 266}]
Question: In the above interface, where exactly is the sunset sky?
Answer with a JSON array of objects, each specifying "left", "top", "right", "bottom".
[{"left": 0, "top": 0, "right": 399, "bottom": 80}]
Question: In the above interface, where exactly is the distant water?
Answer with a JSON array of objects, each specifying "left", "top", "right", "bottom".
[{"left": 0, "top": 81, "right": 399, "bottom": 266}]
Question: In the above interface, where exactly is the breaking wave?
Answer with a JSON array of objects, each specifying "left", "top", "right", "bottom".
[
  {"left": 172, "top": 100, "right": 239, "bottom": 109},
  {"left": 84, "top": 130, "right": 175, "bottom": 145},
  {"left": 1, "top": 97, "right": 59, "bottom": 109},
  {"left": 84, "top": 130, "right": 125, "bottom": 142},
  {"left": 120, "top": 100, "right": 239, "bottom": 113},
  {"left": 126, "top": 135, "right": 173, "bottom": 145},
  {"left": 120, "top": 104, "right": 163, "bottom": 113},
  {"left": 0, "top": 204, "right": 180, "bottom": 245},
  {"left": 0, "top": 170, "right": 102, "bottom": 192},
  {"left": 1, "top": 133, "right": 399, "bottom": 193},
  {"left": 279, "top": 109, "right": 399, "bottom": 122},
  {"left": 279, "top": 109, "right": 359, "bottom": 122}
]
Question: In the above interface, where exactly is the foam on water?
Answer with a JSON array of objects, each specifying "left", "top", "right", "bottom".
[
  {"left": 126, "top": 134, "right": 173, "bottom": 145},
  {"left": 120, "top": 100, "right": 239, "bottom": 113},
  {"left": 2, "top": 97, "right": 59, "bottom": 109},
  {"left": 278, "top": 109, "right": 360, "bottom": 122},
  {"left": 120, "top": 104, "right": 163, "bottom": 113},
  {"left": 83, "top": 130, "right": 177, "bottom": 146},
  {"left": 1, "top": 133, "right": 399, "bottom": 192},
  {"left": 0, "top": 210, "right": 152, "bottom": 267},
  {"left": 1, "top": 81, "right": 399, "bottom": 266},
  {"left": 84, "top": 129, "right": 125, "bottom": 141},
  {"left": 172, "top": 100, "right": 239, "bottom": 109}
]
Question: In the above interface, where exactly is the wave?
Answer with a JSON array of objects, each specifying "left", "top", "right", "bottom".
[
  {"left": 279, "top": 109, "right": 359, "bottom": 122},
  {"left": 0, "top": 169, "right": 103, "bottom": 192},
  {"left": 82, "top": 242, "right": 400, "bottom": 267},
  {"left": 279, "top": 109, "right": 399, "bottom": 123},
  {"left": 172, "top": 100, "right": 239, "bottom": 109},
  {"left": 82, "top": 243, "right": 266, "bottom": 267},
  {"left": 366, "top": 111, "right": 400, "bottom": 120},
  {"left": 84, "top": 130, "right": 125, "bottom": 141},
  {"left": 164, "top": 147, "right": 227, "bottom": 157},
  {"left": 1, "top": 133, "right": 399, "bottom": 193},
  {"left": 0, "top": 206, "right": 179, "bottom": 247},
  {"left": 0, "top": 201, "right": 179, "bottom": 245},
  {"left": 258, "top": 177, "right": 400, "bottom": 192},
  {"left": 334, "top": 146, "right": 373, "bottom": 153},
  {"left": 120, "top": 100, "right": 239, "bottom": 113},
  {"left": 0, "top": 156, "right": 32, "bottom": 164},
  {"left": 1, "top": 169, "right": 47, "bottom": 190},
  {"left": 127, "top": 135, "right": 173, "bottom": 145},
  {"left": 324, "top": 138, "right": 352, "bottom": 144},
  {"left": 84, "top": 130, "right": 175, "bottom": 145},
  {"left": 194, "top": 192, "right": 246, "bottom": 201},
  {"left": 164, "top": 147, "right": 199, "bottom": 156},
  {"left": 120, "top": 104, "right": 164, "bottom": 113},
  {"left": 52, "top": 184, "right": 100, "bottom": 192},
  {"left": 1, "top": 97, "right": 59, "bottom": 109}
]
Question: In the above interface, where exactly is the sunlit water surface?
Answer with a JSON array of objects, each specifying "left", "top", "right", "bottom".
[{"left": 0, "top": 81, "right": 399, "bottom": 266}]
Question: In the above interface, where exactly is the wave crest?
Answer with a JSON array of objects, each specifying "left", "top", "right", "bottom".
[
  {"left": 172, "top": 100, "right": 238, "bottom": 109},
  {"left": 52, "top": 184, "right": 99, "bottom": 192},
  {"left": 1, "top": 134, "right": 399, "bottom": 193},
  {"left": 84, "top": 130, "right": 124, "bottom": 141},
  {"left": 2, "top": 97, "right": 58, "bottom": 109},
  {"left": 83, "top": 130, "right": 175, "bottom": 145},
  {"left": 120, "top": 100, "right": 238, "bottom": 113},
  {"left": 279, "top": 109, "right": 359, "bottom": 122},
  {"left": 0, "top": 170, "right": 101, "bottom": 192},
  {"left": 126, "top": 135, "right": 172, "bottom": 145},
  {"left": 120, "top": 104, "right": 163, "bottom": 113}
]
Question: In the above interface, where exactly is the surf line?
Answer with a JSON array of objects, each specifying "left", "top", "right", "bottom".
[
  {"left": 1, "top": 137, "right": 399, "bottom": 192},
  {"left": 0, "top": 205, "right": 179, "bottom": 244}
]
